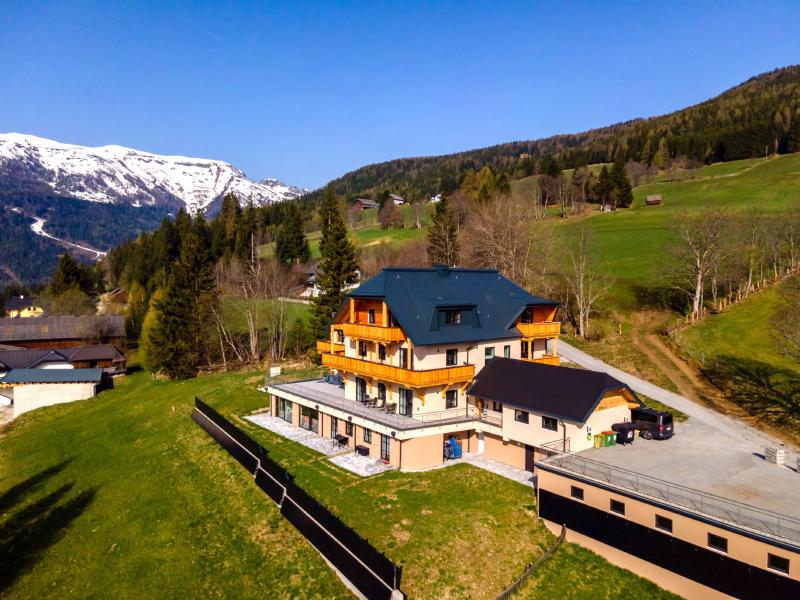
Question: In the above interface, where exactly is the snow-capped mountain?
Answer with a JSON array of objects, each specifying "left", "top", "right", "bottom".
[{"left": 0, "top": 133, "right": 304, "bottom": 213}]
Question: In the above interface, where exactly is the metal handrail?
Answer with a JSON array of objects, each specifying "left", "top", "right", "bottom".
[
  {"left": 541, "top": 453, "right": 800, "bottom": 547},
  {"left": 270, "top": 381, "right": 479, "bottom": 431}
]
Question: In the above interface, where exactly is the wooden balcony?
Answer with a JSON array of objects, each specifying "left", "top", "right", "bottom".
[
  {"left": 321, "top": 352, "right": 475, "bottom": 388},
  {"left": 529, "top": 355, "right": 560, "bottom": 366},
  {"left": 339, "top": 322, "right": 406, "bottom": 343},
  {"left": 316, "top": 340, "right": 345, "bottom": 354},
  {"left": 516, "top": 321, "right": 561, "bottom": 339}
]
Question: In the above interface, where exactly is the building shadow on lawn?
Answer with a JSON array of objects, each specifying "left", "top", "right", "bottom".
[
  {"left": 0, "top": 461, "right": 96, "bottom": 592},
  {"left": 701, "top": 355, "right": 800, "bottom": 429}
]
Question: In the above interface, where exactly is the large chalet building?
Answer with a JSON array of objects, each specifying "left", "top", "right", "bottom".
[{"left": 266, "top": 267, "right": 639, "bottom": 471}]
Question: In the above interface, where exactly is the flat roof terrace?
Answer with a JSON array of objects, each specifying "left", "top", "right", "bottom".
[
  {"left": 267, "top": 379, "right": 484, "bottom": 431},
  {"left": 541, "top": 418, "right": 800, "bottom": 548}
]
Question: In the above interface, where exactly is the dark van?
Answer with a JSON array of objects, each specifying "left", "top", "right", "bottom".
[{"left": 630, "top": 407, "right": 674, "bottom": 440}]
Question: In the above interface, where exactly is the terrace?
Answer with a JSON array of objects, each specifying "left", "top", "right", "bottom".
[
  {"left": 320, "top": 352, "right": 475, "bottom": 388},
  {"left": 267, "top": 378, "right": 499, "bottom": 432}
]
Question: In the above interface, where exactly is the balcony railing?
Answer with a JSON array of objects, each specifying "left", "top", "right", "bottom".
[
  {"left": 339, "top": 322, "right": 406, "bottom": 343},
  {"left": 316, "top": 340, "right": 345, "bottom": 354},
  {"left": 321, "top": 352, "right": 475, "bottom": 388},
  {"left": 516, "top": 321, "right": 561, "bottom": 338},
  {"left": 268, "top": 380, "right": 481, "bottom": 431},
  {"left": 528, "top": 355, "right": 560, "bottom": 366}
]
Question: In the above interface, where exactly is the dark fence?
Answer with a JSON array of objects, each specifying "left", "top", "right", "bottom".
[
  {"left": 495, "top": 525, "right": 565, "bottom": 600},
  {"left": 192, "top": 398, "right": 403, "bottom": 600}
]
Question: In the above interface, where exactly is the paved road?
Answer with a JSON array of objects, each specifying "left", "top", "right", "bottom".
[{"left": 558, "top": 341, "right": 799, "bottom": 461}]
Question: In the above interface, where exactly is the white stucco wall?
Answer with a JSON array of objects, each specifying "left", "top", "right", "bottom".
[{"left": 12, "top": 382, "right": 98, "bottom": 417}]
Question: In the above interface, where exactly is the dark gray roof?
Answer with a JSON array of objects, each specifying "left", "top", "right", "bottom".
[
  {"left": 467, "top": 358, "right": 640, "bottom": 423},
  {"left": 342, "top": 267, "right": 556, "bottom": 346},
  {"left": 61, "top": 344, "right": 124, "bottom": 362},
  {"left": 0, "top": 315, "right": 125, "bottom": 343},
  {"left": 1, "top": 368, "right": 103, "bottom": 384},
  {"left": 0, "top": 349, "right": 70, "bottom": 370}
]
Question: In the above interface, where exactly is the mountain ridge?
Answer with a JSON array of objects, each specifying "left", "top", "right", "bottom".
[{"left": 0, "top": 133, "right": 304, "bottom": 213}]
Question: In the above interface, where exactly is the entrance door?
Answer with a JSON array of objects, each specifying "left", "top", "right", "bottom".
[{"left": 524, "top": 444, "right": 536, "bottom": 472}]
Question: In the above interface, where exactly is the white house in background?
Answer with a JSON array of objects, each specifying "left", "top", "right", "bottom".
[
  {"left": 0, "top": 368, "right": 104, "bottom": 417},
  {"left": 389, "top": 193, "right": 405, "bottom": 205},
  {"left": 429, "top": 194, "right": 442, "bottom": 203}
]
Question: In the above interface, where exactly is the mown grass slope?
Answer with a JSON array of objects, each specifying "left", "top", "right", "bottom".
[{"left": 1, "top": 366, "right": 676, "bottom": 599}]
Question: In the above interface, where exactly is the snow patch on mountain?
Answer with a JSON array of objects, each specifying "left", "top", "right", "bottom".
[{"left": 0, "top": 133, "right": 305, "bottom": 213}]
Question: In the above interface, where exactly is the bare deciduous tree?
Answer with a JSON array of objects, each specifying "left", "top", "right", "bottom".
[
  {"left": 672, "top": 210, "right": 730, "bottom": 318},
  {"left": 463, "top": 194, "right": 532, "bottom": 284},
  {"left": 565, "top": 227, "right": 613, "bottom": 339}
]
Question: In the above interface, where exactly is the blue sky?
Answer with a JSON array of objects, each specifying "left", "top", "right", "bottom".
[{"left": 2, "top": 1, "right": 799, "bottom": 189}]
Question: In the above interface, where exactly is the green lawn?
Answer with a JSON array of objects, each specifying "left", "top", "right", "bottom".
[
  {"left": 673, "top": 279, "right": 800, "bottom": 435},
  {"left": 220, "top": 296, "right": 309, "bottom": 334},
  {"left": 1, "top": 365, "right": 675, "bottom": 599}
]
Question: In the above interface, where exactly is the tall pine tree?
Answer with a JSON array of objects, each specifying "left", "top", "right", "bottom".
[
  {"left": 610, "top": 160, "right": 634, "bottom": 208},
  {"left": 275, "top": 202, "right": 311, "bottom": 265},
  {"left": 310, "top": 190, "right": 358, "bottom": 341},
  {"left": 426, "top": 195, "right": 460, "bottom": 266},
  {"left": 147, "top": 214, "right": 218, "bottom": 379},
  {"left": 594, "top": 165, "right": 614, "bottom": 206}
]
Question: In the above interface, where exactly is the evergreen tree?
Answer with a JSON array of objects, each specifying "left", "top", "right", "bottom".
[
  {"left": 427, "top": 195, "right": 460, "bottom": 266},
  {"left": 49, "top": 254, "right": 84, "bottom": 295},
  {"left": 210, "top": 193, "right": 241, "bottom": 259},
  {"left": 235, "top": 199, "right": 258, "bottom": 260},
  {"left": 310, "top": 190, "right": 358, "bottom": 341},
  {"left": 275, "top": 202, "right": 310, "bottom": 264},
  {"left": 148, "top": 219, "right": 218, "bottom": 379},
  {"left": 594, "top": 165, "right": 614, "bottom": 206},
  {"left": 610, "top": 160, "right": 634, "bottom": 208}
]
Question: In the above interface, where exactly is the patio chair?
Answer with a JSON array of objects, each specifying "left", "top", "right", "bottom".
[
  {"left": 367, "top": 397, "right": 378, "bottom": 408},
  {"left": 384, "top": 402, "right": 396, "bottom": 414},
  {"left": 375, "top": 396, "right": 386, "bottom": 409}
]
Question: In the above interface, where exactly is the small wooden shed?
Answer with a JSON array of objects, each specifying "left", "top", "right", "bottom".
[{"left": 645, "top": 194, "right": 662, "bottom": 206}]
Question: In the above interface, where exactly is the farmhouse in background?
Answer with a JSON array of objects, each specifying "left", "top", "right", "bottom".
[
  {"left": 3, "top": 295, "right": 44, "bottom": 318},
  {"left": 389, "top": 193, "right": 405, "bottom": 205},
  {"left": 0, "top": 314, "right": 126, "bottom": 353},
  {"left": 352, "top": 198, "right": 379, "bottom": 209},
  {"left": 645, "top": 194, "right": 662, "bottom": 206}
]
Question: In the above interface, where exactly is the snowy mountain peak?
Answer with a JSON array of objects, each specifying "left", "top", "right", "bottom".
[{"left": 0, "top": 133, "right": 305, "bottom": 213}]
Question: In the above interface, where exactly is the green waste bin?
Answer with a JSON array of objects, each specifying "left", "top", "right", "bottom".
[{"left": 603, "top": 432, "right": 615, "bottom": 447}]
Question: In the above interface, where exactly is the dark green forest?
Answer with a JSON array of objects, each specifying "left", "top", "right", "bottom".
[{"left": 306, "top": 66, "right": 800, "bottom": 202}]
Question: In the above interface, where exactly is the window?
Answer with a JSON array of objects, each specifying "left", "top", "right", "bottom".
[
  {"left": 655, "top": 515, "right": 673, "bottom": 533},
  {"left": 514, "top": 410, "right": 529, "bottom": 424},
  {"left": 358, "top": 341, "right": 367, "bottom": 358},
  {"left": 336, "top": 329, "right": 345, "bottom": 343},
  {"left": 446, "top": 348, "right": 458, "bottom": 366},
  {"left": 356, "top": 377, "right": 367, "bottom": 402},
  {"left": 368, "top": 308, "right": 375, "bottom": 324},
  {"left": 610, "top": 499, "right": 625, "bottom": 515},
  {"left": 520, "top": 308, "right": 533, "bottom": 324},
  {"left": 378, "top": 344, "right": 386, "bottom": 361},
  {"left": 521, "top": 340, "right": 529, "bottom": 359},
  {"left": 331, "top": 416, "right": 338, "bottom": 438},
  {"left": 345, "top": 421, "right": 354, "bottom": 436},
  {"left": 363, "top": 428, "right": 372, "bottom": 444},
  {"left": 542, "top": 416, "right": 558, "bottom": 431},
  {"left": 377, "top": 382, "right": 386, "bottom": 401},
  {"left": 399, "top": 347, "right": 409, "bottom": 368},
  {"left": 399, "top": 388, "right": 412, "bottom": 416},
  {"left": 381, "top": 434, "right": 390, "bottom": 461},
  {"left": 768, "top": 553, "right": 790, "bottom": 574},
  {"left": 570, "top": 486, "right": 584, "bottom": 500},
  {"left": 446, "top": 390, "right": 458, "bottom": 409},
  {"left": 492, "top": 401, "right": 503, "bottom": 412},
  {"left": 707, "top": 533, "right": 727, "bottom": 553},
  {"left": 278, "top": 398, "right": 292, "bottom": 422},
  {"left": 444, "top": 310, "right": 462, "bottom": 325},
  {"left": 484, "top": 347, "right": 495, "bottom": 361},
  {"left": 503, "top": 345, "right": 511, "bottom": 358}
]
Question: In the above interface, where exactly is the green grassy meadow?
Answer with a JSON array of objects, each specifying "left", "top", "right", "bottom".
[{"left": 1, "top": 365, "right": 675, "bottom": 599}]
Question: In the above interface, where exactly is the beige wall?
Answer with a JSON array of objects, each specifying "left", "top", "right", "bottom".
[
  {"left": 12, "top": 382, "right": 97, "bottom": 417},
  {"left": 539, "top": 470, "right": 800, "bottom": 583},
  {"left": 400, "top": 434, "right": 443, "bottom": 470},
  {"left": 469, "top": 392, "right": 631, "bottom": 453},
  {"left": 484, "top": 432, "right": 526, "bottom": 470}
]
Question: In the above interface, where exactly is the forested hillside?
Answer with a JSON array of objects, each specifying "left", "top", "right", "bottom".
[{"left": 310, "top": 66, "right": 800, "bottom": 201}]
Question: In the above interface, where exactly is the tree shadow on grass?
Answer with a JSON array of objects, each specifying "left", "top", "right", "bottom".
[
  {"left": 701, "top": 355, "right": 800, "bottom": 428},
  {"left": 0, "top": 459, "right": 72, "bottom": 513},
  {"left": 0, "top": 459, "right": 96, "bottom": 593}
]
